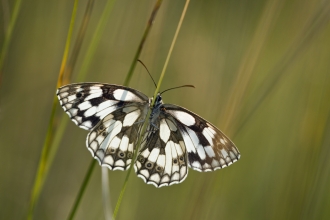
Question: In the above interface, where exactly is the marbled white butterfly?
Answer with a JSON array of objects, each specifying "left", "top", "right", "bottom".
[{"left": 57, "top": 83, "right": 240, "bottom": 187}]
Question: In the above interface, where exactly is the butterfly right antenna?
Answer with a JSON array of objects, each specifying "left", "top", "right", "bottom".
[{"left": 137, "top": 59, "right": 157, "bottom": 88}]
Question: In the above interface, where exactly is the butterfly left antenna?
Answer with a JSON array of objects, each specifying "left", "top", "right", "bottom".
[{"left": 137, "top": 59, "right": 157, "bottom": 88}]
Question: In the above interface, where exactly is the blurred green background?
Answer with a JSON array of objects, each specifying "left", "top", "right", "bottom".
[{"left": 1, "top": 0, "right": 330, "bottom": 219}]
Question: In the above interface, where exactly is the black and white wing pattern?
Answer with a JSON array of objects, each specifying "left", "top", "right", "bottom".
[
  {"left": 134, "top": 114, "right": 188, "bottom": 187},
  {"left": 57, "top": 83, "right": 240, "bottom": 188},
  {"left": 162, "top": 104, "right": 240, "bottom": 172},
  {"left": 57, "top": 83, "right": 149, "bottom": 170}
]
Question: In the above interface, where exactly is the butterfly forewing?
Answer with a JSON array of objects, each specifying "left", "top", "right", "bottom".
[
  {"left": 162, "top": 104, "right": 240, "bottom": 172},
  {"left": 56, "top": 83, "right": 149, "bottom": 130},
  {"left": 134, "top": 115, "right": 188, "bottom": 187}
]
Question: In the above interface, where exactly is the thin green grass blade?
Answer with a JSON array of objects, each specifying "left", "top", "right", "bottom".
[
  {"left": 0, "top": 0, "right": 22, "bottom": 84},
  {"left": 67, "top": 160, "right": 97, "bottom": 220},
  {"left": 64, "top": 0, "right": 96, "bottom": 79},
  {"left": 152, "top": 0, "right": 190, "bottom": 101},
  {"left": 123, "top": 0, "right": 163, "bottom": 87},
  {"left": 112, "top": 1, "right": 190, "bottom": 219},
  {"left": 27, "top": 1, "right": 79, "bottom": 219},
  {"left": 77, "top": 0, "right": 117, "bottom": 82}
]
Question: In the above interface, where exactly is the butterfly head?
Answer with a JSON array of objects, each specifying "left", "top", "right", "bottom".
[
  {"left": 155, "top": 93, "right": 163, "bottom": 105},
  {"left": 149, "top": 93, "right": 163, "bottom": 108}
]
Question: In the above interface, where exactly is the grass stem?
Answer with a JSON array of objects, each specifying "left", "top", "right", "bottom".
[
  {"left": 112, "top": 0, "right": 190, "bottom": 219},
  {"left": 27, "top": 1, "right": 79, "bottom": 219}
]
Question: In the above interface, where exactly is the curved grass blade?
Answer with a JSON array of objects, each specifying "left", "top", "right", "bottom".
[
  {"left": 0, "top": 0, "right": 22, "bottom": 87},
  {"left": 77, "top": 0, "right": 117, "bottom": 82},
  {"left": 123, "top": 0, "right": 163, "bottom": 86},
  {"left": 112, "top": 0, "right": 190, "bottom": 219},
  {"left": 28, "top": 0, "right": 97, "bottom": 218},
  {"left": 68, "top": 1, "right": 164, "bottom": 219}
]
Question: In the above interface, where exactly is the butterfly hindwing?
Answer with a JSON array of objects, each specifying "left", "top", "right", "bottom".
[
  {"left": 162, "top": 104, "right": 240, "bottom": 172},
  {"left": 87, "top": 104, "right": 148, "bottom": 170},
  {"left": 134, "top": 115, "right": 188, "bottom": 187},
  {"left": 56, "top": 83, "right": 149, "bottom": 130}
]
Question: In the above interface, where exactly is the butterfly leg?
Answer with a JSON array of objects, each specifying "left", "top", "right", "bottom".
[
  {"left": 133, "top": 119, "right": 145, "bottom": 125},
  {"left": 150, "top": 122, "right": 159, "bottom": 130}
]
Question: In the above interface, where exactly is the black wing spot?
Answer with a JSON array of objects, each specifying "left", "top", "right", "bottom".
[
  {"left": 76, "top": 92, "right": 83, "bottom": 99},
  {"left": 145, "top": 161, "right": 154, "bottom": 169},
  {"left": 155, "top": 166, "right": 164, "bottom": 173},
  {"left": 118, "top": 151, "right": 126, "bottom": 158},
  {"left": 173, "top": 159, "right": 178, "bottom": 164},
  {"left": 138, "top": 155, "right": 145, "bottom": 163}
]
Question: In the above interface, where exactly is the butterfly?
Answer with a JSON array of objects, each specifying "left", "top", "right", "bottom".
[{"left": 57, "top": 82, "right": 240, "bottom": 187}]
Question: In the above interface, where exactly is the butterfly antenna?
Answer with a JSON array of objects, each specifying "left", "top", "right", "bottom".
[
  {"left": 161, "top": 85, "right": 195, "bottom": 95},
  {"left": 137, "top": 59, "right": 157, "bottom": 88}
]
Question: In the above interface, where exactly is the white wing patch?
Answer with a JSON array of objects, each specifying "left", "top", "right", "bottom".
[
  {"left": 159, "top": 119, "right": 171, "bottom": 142},
  {"left": 167, "top": 110, "right": 195, "bottom": 126},
  {"left": 123, "top": 109, "right": 141, "bottom": 127},
  {"left": 113, "top": 89, "right": 143, "bottom": 102}
]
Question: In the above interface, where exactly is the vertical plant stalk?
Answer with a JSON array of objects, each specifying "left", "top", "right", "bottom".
[
  {"left": 28, "top": 0, "right": 96, "bottom": 218},
  {"left": 63, "top": 0, "right": 96, "bottom": 80},
  {"left": 152, "top": 0, "right": 190, "bottom": 99},
  {"left": 112, "top": 1, "right": 190, "bottom": 219},
  {"left": 67, "top": 160, "right": 97, "bottom": 220},
  {"left": 123, "top": 0, "right": 163, "bottom": 86},
  {"left": 102, "top": 167, "right": 112, "bottom": 220},
  {"left": 77, "top": 0, "right": 117, "bottom": 82},
  {"left": 27, "top": 1, "right": 79, "bottom": 219},
  {"left": 68, "top": 1, "right": 163, "bottom": 219},
  {"left": 0, "top": 0, "right": 22, "bottom": 86}
]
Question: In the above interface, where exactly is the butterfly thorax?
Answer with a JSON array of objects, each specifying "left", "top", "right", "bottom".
[{"left": 149, "top": 93, "right": 163, "bottom": 128}]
